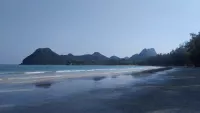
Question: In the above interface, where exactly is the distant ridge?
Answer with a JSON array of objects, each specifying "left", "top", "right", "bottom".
[
  {"left": 139, "top": 48, "right": 157, "bottom": 57},
  {"left": 130, "top": 48, "right": 157, "bottom": 61},
  {"left": 21, "top": 48, "right": 157, "bottom": 65},
  {"left": 22, "top": 48, "right": 64, "bottom": 65},
  {"left": 110, "top": 56, "right": 120, "bottom": 60}
]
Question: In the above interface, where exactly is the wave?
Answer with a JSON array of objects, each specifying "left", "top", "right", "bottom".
[
  {"left": 56, "top": 70, "right": 72, "bottom": 73},
  {"left": 0, "top": 88, "right": 34, "bottom": 93},
  {"left": 0, "top": 72, "right": 19, "bottom": 75},
  {"left": 55, "top": 69, "right": 118, "bottom": 73},
  {"left": 0, "top": 71, "right": 48, "bottom": 75},
  {"left": 56, "top": 69, "right": 94, "bottom": 73},
  {"left": 24, "top": 71, "right": 48, "bottom": 75}
]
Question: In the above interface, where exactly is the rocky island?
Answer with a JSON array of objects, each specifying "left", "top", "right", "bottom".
[{"left": 21, "top": 48, "right": 157, "bottom": 65}]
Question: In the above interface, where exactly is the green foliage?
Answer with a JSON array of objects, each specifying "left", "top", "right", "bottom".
[
  {"left": 140, "top": 32, "right": 200, "bottom": 67},
  {"left": 185, "top": 32, "right": 200, "bottom": 66}
]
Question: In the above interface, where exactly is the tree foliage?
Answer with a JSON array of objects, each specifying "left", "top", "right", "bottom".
[{"left": 139, "top": 32, "right": 200, "bottom": 67}]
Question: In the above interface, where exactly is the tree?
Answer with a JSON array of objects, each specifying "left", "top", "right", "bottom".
[{"left": 185, "top": 32, "right": 200, "bottom": 67}]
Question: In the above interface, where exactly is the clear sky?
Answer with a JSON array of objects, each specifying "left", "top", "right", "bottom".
[{"left": 1, "top": 0, "right": 200, "bottom": 64}]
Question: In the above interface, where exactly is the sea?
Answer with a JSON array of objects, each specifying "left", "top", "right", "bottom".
[{"left": 0, "top": 64, "right": 149, "bottom": 77}]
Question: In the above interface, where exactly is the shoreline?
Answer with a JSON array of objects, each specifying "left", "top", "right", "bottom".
[
  {"left": 34, "top": 67, "right": 174, "bottom": 88},
  {"left": 0, "top": 66, "right": 167, "bottom": 84},
  {"left": 134, "top": 67, "right": 173, "bottom": 74}
]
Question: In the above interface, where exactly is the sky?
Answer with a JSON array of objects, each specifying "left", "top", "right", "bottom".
[{"left": 1, "top": 0, "right": 200, "bottom": 64}]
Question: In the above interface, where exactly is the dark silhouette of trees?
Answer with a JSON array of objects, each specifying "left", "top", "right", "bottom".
[
  {"left": 139, "top": 32, "right": 200, "bottom": 67},
  {"left": 185, "top": 32, "right": 200, "bottom": 67}
]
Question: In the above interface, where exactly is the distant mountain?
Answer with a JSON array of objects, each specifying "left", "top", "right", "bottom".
[
  {"left": 139, "top": 48, "right": 157, "bottom": 57},
  {"left": 22, "top": 48, "right": 109, "bottom": 65},
  {"left": 22, "top": 48, "right": 65, "bottom": 65},
  {"left": 110, "top": 56, "right": 120, "bottom": 60},
  {"left": 21, "top": 48, "right": 157, "bottom": 65},
  {"left": 91, "top": 52, "right": 108, "bottom": 60},
  {"left": 130, "top": 54, "right": 139, "bottom": 60},
  {"left": 130, "top": 48, "right": 157, "bottom": 61},
  {"left": 123, "top": 57, "right": 129, "bottom": 60}
]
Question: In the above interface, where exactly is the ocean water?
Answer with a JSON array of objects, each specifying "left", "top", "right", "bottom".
[{"left": 0, "top": 64, "right": 146, "bottom": 76}]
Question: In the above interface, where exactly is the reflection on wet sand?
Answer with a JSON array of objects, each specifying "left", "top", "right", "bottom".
[
  {"left": 35, "top": 81, "right": 53, "bottom": 89},
  {"left": 92, "top": 76, "right": 106, "bottom": 81}
]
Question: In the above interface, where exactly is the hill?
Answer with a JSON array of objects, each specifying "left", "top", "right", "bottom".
[{"left": 21, "top": 48, "right": 157, "bottom": 65}]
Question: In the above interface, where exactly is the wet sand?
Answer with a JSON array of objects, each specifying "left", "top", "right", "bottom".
[{"left": 1, "top": 67, "right": 200, "bottom": 113}]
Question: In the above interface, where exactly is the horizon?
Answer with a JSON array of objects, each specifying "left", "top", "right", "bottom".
[{"left": 1, "top": 0, "right": 200, "bottom": 64}]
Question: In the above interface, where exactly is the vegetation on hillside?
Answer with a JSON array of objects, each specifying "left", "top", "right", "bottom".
[{"left": 139, "top": 32, "right": 200, "bottom": 67}]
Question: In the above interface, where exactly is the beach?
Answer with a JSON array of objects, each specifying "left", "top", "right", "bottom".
[
  {"left": 1, "top": 66, "right": 200, "bottom": 113},
  {"left": 0, "top": 66, "right": 161, "bottom": 84},
  {"left": 2, "top": 0, "right": 200, "bottom": 113}
]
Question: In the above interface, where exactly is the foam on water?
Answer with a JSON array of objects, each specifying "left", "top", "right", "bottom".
[
  {"left": 55, "top": 69, "right": 117, "bottom": 73},
  {"left": 0, "top": 72, "right": 19, "bottom": 75},
  {"left": 56, "top": 70, "right": 72, "bottom": 73},
  {"left": 0, "top": 88, "right": 34, "bottom": 93},
  {"left": 24, "top": 71, "right": 48, "bottom": 75},
  {"left": 7, "top": 75, "right": 64, "bottom": 80},
  {"left": 56, "top": 69, "right": 90, "bottom": 73}
]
